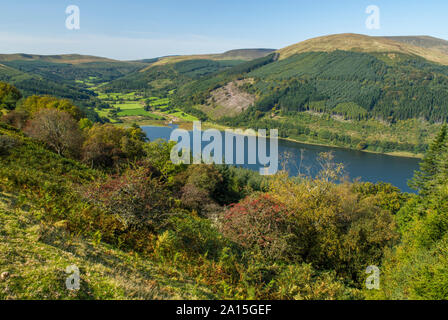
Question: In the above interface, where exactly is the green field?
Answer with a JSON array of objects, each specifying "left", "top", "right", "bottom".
[
  {"left": 93, "top": 90, "right": 198, "bottom": 123},
  {"left": 170, "top": 111, "right": 198, "bottom": 121},
  {"left": 97, "top": 92, "right": 141, "bottom": 101},
  {"left": 114, "top": 102, "right": 144, "bottom": 109},
  {"left": 75, "top": 76, "right": 100, "bottom": 88},
  {"left": 150, "top": 98, "right": 170, "bottom": 106},
  {"left": 117, "top": 109, "right": 160, "bottom": 118}
]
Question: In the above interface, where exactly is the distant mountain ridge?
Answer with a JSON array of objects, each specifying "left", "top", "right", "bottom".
[
  {"left": 219, "top": 48, "right": 276, "bottom": 60},
  {"left": 2, "top": 33, "right": 448, "bottom": 155},
  {"left": 169, "top": 33, "right": 448, "bottom": 127},
  {"left": 3, "top": 34, "right": 448, "bottom": 66},
  {"left": 3, "top": 33, "right": 448, "bottom": 125},
  {"left": 142, "top": 48, "right": 276, "bottom": 70},
  {"left": 0, "top": 49, "right": 276, "bottom": 65},
  {"left": 382, "top": 36, "right": 448, "bottom": 55},
  {"left": 277, "top": 33, "right": 448, "bottom": 65},
  {"left": 0, "top": 53, "right": 118, "bottom": 64}
]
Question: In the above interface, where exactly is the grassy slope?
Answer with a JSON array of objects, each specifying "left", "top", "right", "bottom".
[
  {"left": 0, "top": 195, "right": 215, "bottom": 299},
  {"left": 0, "top": 125, "right": 214, "bottom": 299},
  {"left": 382, "top": 36, "right": 448, "bottom": 55},
  {"left": 277, "top": 33, "right": 448, "bottom": 65},
  {"left": 0, "top": 54, "right": 117, "bottom": 64},
  {"left": 146, "top": 48, "right": 275, "bottom": 69},
  {"left": 171, "top": 36, "right": 448, "bottom": 156}
]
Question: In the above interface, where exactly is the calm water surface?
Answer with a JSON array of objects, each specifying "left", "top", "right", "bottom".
[{"left": 141, "top": 125, "right": 420, "bottom": 193}]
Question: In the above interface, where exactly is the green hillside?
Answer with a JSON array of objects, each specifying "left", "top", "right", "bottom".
[
  {"left": 3, "top": 80, "right": 448, "bottom": 300},
  {"left": 382, "top": 36, "right": 448, "bottom": 55},
  {"left": 176, "top": 36, "right": 448, "bottom": 122},
  {"left": 102, "top": 59, "right": 246, "bottom": 94},
  {"left": 0, "top": 123, "right": 215, "bottom": 299},
  {"left": 0, "top": 53, "right": 150, "bottom": 91},
  {"left": 0, "top": 194, "right": 216, "bottom": 300},
  {"left": 142, "top": 48, "right": 275, "bottom": 68},
  {"left": 0, "top": 55, "right": 156, "bottom": 122},
  {"left": 0, "top": 63, "right": 91, "bottom": 100},
  {"left": 100, "top": 49, "right": 275, "bottom": 95},
  {"left": 168, "top": 34, "right": 448, "bottom": 155},
  {"left": 218, "top": 48, "right": 276, "bottom": 60},
  {"left": 2, "top": 35, "right": 448, "bottom": 155},
  {"left": 0, "top": 53, "right": 118, "bottom": 64},
  {"left": 1, "top": 60, "right": 147, "bottom": 85}
]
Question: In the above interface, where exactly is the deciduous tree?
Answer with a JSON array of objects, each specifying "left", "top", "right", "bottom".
[
  {"left": 24, "top": 109, "right": 83, "bottom": 157},
  {"left": 0, "top": 82, "right": 22, "bottom": 110}
]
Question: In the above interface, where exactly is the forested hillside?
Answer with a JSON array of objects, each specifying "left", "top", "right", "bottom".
[
  {"left": 0, "top": 55, "right": 153, "bottom": 122},
  {"left": 102, "top": 48, "right": 275, "bottom": 94},
  {"left": 102, "top": 59, "right": 244, "bottom": 95},
  {"left": 168, "top": 34, "right": 448, "bottom": 155},
  {"left": 177, "top": 38, "right": 448, "bottom": 122},
  {"left": 0, "top": 50, "right": 271, "bottom": 125},
  {"left": 2, "top": 34, "right": 448, "bottom": 156}
]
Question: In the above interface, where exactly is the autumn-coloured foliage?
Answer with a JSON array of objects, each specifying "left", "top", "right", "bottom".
[
  {"left": 0, "top": 82, "right": 22, "bottom": 110},
  {"left": 268, "top": 171, "right": 400, "bottom": 281},
  {"left": 143, "top": 139, "right": 184, "bottom": 182},
  {"left": 82, "top": 123, "right": 146, "bottom": 168},
  {"left": 220, "top": 194, "right": 291, "bottom": 260},
  {"left": 19, "top": 95, "right": 83, "bottom": 120},
  {"left": 180, "top": 183, "right": 216, "bottom": 214},
  {"left": 4, "top": 80, "right": 448, "bottom": 300},
  {"left": 173, "top": 164, "right": 224, "bottom": 215},
  {"left": 24, "top": 108, "right": 83, "bottom": 157},
  {"left": 184, "top": 164, "right": 223, "bottom": 194},
  {"left": 1, "top": 110, "right": 29, "bottom": 129},
  {"left": 84, "top": 166, "right": 173, "bottom": 232}
]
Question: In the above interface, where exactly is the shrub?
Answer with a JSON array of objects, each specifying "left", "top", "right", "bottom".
[
  {"left": 78, "top": 118, "right": 93, "bottom": 130},
  {"left": 165, "top": 213, "right": 231, "bottom": 259},
  {"left": 144, "top": 140, "right": 184, "bottom": 183},
  {"left": 219, "top": 194, "right": 291, "bottom": 261},
  {"left": 180, "top": 183, "right": 219, "bottom": 215},
  {"left": 83, "top": 166, "right": 173, "bottom": 232},
  {"left": 0, "top": 135, "right": 19, "bottom": 155},
  {"left": 271, "top": 264, "right": 359, "bottom": 300},
  {"left": 0, "top": 82, "right": 22, "bottom": 110},
  {"left": 175, "top": 164, "right": 224, "bottom": 215},
  {"left": 24, "top": 109, "right": 83, "bottom": 158},
  {"left": 82, "top": 124, "right": 145, "bottom": 168},
  {"left": 1, "top": 110, "right": 29, "bottom": 129},
  {"left": 19, "top": 95, "right": 83, "bottom": 120},
  {"left": 372, "top": 235, "right": 448, "bottom": 300},
  {"left": 185, "top": 164, "right": 223, "bottom": 194},
  {"left": 269, "top": 174, "right": 400, "bottom": 282}
]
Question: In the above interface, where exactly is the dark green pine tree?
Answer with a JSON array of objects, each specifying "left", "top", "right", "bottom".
[
  {"left": 409, "top": 124, "right": 448, "bottom": 194},
  {"left": 213, "top": 164, "right": 237, "bottom": 205}
]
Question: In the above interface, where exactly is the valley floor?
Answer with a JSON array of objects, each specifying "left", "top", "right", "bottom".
[{"left": 87, "top": 83, "right": 435, "bottom": 159}]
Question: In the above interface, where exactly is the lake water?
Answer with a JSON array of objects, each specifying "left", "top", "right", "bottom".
[{"left": 141, "top": 125, "right": 420, "bottom": 193}]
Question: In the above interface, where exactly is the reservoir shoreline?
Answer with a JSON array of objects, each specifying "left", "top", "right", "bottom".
[
  {"left": 140, "top": 124, "right": 421, "bottom": 193},
  {"left": 124, "top": 119, "right": 424, "bottom": 160}
]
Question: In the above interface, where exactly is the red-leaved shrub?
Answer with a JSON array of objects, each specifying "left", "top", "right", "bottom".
[
  {"left": 84, "top": 166, "right": 173, "bottom": 232},
  {"left": 220, "top": 194, "right": 291, "bottom": 260}
]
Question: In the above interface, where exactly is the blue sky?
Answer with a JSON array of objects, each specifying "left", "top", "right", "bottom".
[{"left": 0, "top": 0, "right": 447, "bottom": 60}]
